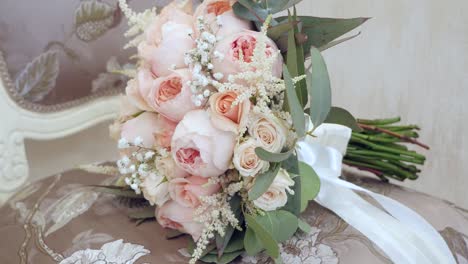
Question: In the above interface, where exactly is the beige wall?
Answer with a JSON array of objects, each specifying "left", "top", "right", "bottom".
[{"left": 25, "top": 0, "right": 468, "bottom": 208}]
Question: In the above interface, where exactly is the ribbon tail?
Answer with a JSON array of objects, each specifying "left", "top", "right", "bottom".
[{"left": 296, "top": 134, "right": 456, "bottom": 264}]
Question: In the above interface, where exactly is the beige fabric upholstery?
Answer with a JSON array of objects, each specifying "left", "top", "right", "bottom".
[{"left": 1, "top": 169, "right": 466, "bottom": 263}]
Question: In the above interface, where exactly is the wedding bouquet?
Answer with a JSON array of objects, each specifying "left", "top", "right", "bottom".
[{"left": 91, "top": 0, "right": 455, "bottom": 263}]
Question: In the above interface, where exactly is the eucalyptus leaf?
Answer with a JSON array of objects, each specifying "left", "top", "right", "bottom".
[
  {"left": 319, "top": 31, "right": 362, "bottom": 52},
  {"left": 277, "top": 16, "right": 370, "bottom": 56},
  {"left": 307, "top": 47, "right": 331, "bottom": 129},
  {"left": 245, "top": 214, "right": 279, "bottom": 258},
  {"left": 216, "top": 195, "right": 242, "bottom": 256},
  {"left": 283, "top": 175, "right": 301, "bottom": 216},
  {"left": 128, "top": 206, "right": 156, "bottom": 220},
  {"left": 233, "top": 0, "right": 303, "bottom": 22},
  {"left": 299, "top": 162, "right": 321, "bottom": 212},
  {"left": 233, "top": 0, "right": 269, "bottom": 22},
  {"left": 200, "top": 250, "right": 243, "bottom": 264},
  {"left": 291, "top": 8, "right": 308, "bottom": 108},
  {"left": 15, "top": 50, "right": 59, "bottom": 102},
  {"left": 223, "top": 231, "right": 245, "bottom": 253},
  {"left": 252, "top": 211, "right": 299, "bottom": 242},
  {"left": 248, "top": 163, "right": 281, "bottom": 201},
  {"left": 281, "top": 154, "right": 300, "bottom": 175},
  {"left": 284, "top": 65, "right": 306, "bottom": 137},
  {"left": 267, "top": 20, "right": 298, "bottom": 40},
  {"left": 255, "top": 147, "right": 294, "bottom": 162},
  {"left": 91, "top": 185, "right": 143, "bottom": 199},
  {"left": 74, "top": 0, "right": 115, "bottom": 42},
  {"left": 165, "top": 229, "right": 185, "bottom": 240},
  {"left": 325, "top": 107, "right": 363, "bottom": 132},
  {"left": 284, "top": 8, "right": 308, "bottom": 110},
  {"left": 298, "top": 218, "right": 312, "bottom": 234},
  {"left": 244, "top": 227, "right": 263, "bottom": 256}
]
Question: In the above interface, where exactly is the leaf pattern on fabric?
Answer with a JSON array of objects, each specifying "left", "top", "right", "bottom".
[
  {"left": 74, "top": 1, "right": 116, "bottom": 42},
  {"left": 63, "top": 229, "right": 114, "bottom": 257},
  {"left": 43, "top": 188, "right": 100, "bottom": 237},
  {"left": 14, "top": 50, "right": 60, "bottom": 102},
  {"left": 59, "top": 239, "right": 150, "bottom": 264}
]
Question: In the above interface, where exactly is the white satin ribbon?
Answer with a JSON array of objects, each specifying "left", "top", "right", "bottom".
[{"left": 296, "top": 123, "right": 456, "bottom": 264}]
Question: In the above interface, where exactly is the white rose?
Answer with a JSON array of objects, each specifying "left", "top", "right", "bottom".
[
  {"left": 233, "top": 138, "right": 269, "bottom": 177},
  {"left": 248, "top": 113, "right": 288, "bottom": 153},
  {"left": 253, "top": 168, "right": 294, "bottom": 211},
  {"left": 140, "top": 173, "right": 170, "bottom": 207}
]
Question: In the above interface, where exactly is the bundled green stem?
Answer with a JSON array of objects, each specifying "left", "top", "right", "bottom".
[{"left": 345, "top": 117, "right": 428, "bottom": 182}]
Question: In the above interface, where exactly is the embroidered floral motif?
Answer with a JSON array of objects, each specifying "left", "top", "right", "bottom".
[{"left": 59, "top": 239, "right": 150, "bottom": 264}]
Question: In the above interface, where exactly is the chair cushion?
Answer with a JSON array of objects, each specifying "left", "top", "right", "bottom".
[{"left": 1, "top": 169, "right": 467, "bottom": 263}]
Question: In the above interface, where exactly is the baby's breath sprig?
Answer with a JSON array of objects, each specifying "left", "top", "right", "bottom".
[
  {"left": 184, "top": 16, "right": 223, "bottom": 106},
  {"left": 116, "top": 136, "right": 160, "bottom": 194}
]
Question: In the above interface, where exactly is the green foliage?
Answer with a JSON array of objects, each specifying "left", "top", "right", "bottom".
[
  {"left": 283, "top": 176, "right": 301, "bottom": 216},
  {"left": 281, "top": 154, "right": 300, "bottom": 175},
  {"left": 91, "top": 185, "right": 143, "bottom": 199},
  {"left": 298, "top": 218, "right": 312, "bottom": 233},
  {"left": 244, "top": 214, "right": 279, "bottom": 258},
  {"left": 127, "top": 206, "right": 156, "bottom": 219},
  {"left": 248, "top": 163, "right": 281, "bottom": 201},
  {"left": 255, "top": 147, "right": 294, "bottom": 163},
  {"left": 216, "top": 196, "right": 242, "bottom": 256},
  {"left": 200, "top": 251, "right": 244, "bottom": 264},
  {"left": 233, "top": 0, "right": 303, "bottom": 22},
  {"left": 284, "top": 65, "right": 306, "bottom": 137},
  {"left": 298, "top": 162, "right": 321, "bottom": 212},
  {"left": 286, "top": 10, "right": 308, "bottom": 108},
  {"left": 277, "top": 16, "right": 370, "bottom": 56},
  {"left": 244, "top": 211, "right": 299, "bottom": 258},
  {"left": 307, "top": 47, "right": 331, "bottom": 129},
  {"left": 267, "top": 20, "right": 298, "bottom": 40},
  {"left": 325, "top": 107, "right": 363, "bottom": 132}
]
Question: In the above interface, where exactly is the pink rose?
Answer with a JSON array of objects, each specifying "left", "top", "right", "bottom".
[
  {"left": 211, "top": 30, "right": 283, "bottom": 82},
  {"left": 145, "top": 69, "right": 202, "bottom": 122},
  {"left": 121, "top": 112, "right": 177, "bottom": 149},
  {"left": 171, "top": 110, "right": 236, "bottom": 178},
  {"left": 119, "top": 95, "right": 141, "bottom": 117},
  {"left": 125, "top": 70, "right": 154, "bottom": 111},
  {"left": 156, "top": 200, "right": 204, "bottom": 241},
  {"left": 138, "top": 2, "right": 195, "bottom": 77},
  {"left": 169, "top": 176, "right": 220, "bottom": 208},
  {"left": 209, "top": 91, "right": 251, "bottom": 133},
  {"left": 194, "top": 0, "right": 252, "bottom": 38}
]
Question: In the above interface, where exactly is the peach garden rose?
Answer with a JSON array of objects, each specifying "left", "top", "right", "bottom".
[
  {"left": 146, "top": 69, "right": 203, "bottom": 122},
  {"left": 209, "top": 91, "right": 251, "bottom": 133},
  {"left": 194, "top": 0, "right": 252, "bottom": 38}
]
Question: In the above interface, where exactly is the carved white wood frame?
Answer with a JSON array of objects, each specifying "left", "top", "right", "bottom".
[{"left": 0, "top": 80, "right": 120, "bottom": 197}]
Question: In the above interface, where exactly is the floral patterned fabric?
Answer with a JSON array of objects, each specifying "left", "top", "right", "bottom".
[
  {"left": 0, "top": 0, "right": 173, "bottom": 107},
  {"left": 0, "top": 168, "right": 467, "bottom": 264}
]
